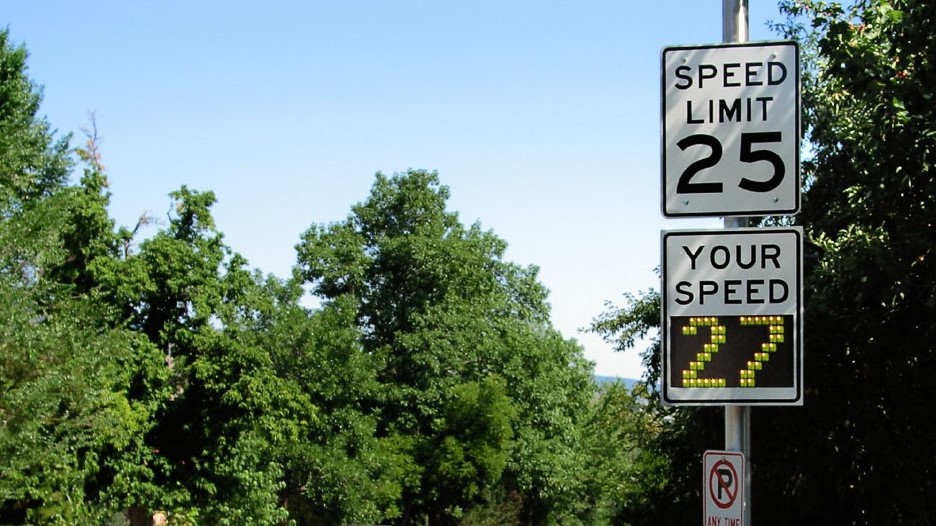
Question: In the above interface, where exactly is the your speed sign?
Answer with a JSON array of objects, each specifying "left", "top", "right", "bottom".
[{"left": 662, "top": 41, "right": 800, "bottom": 217}]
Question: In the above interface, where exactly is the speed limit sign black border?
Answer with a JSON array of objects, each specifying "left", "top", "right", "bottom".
[{"left": 661, "top": 40, "right": 800, "bottom": 218}]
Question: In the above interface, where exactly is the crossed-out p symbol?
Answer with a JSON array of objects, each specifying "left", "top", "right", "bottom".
[{"left": 710, "top": 459, "right": 739, "bottom": 509}]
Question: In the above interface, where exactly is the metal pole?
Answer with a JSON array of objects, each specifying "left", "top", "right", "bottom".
[
  {"left": 722, "top": 0, "right": 749, "bottom": 43},
  {"left": 723, "top": 1, "right": 752, "bottom": 524}
]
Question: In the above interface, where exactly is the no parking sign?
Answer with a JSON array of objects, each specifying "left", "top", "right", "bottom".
[{"left": 704, "top": 450, "right": 745, "bottom": 525}]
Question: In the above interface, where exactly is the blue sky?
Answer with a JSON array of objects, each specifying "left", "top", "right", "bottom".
[{"left": 2, "top": 1, "right": 784, "bottom": 378}]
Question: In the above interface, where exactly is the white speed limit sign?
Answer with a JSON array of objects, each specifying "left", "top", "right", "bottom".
[{"left": 661, "top": 41, "right": 800, "bottom": 217}]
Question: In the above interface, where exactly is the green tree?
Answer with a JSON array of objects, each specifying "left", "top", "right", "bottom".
[
  {"left": 0, "top": 30, "right": 70, "bottom": 218},
  {"left": 0, "top": 30, "right": 167, "bottom": 524},
  {"left": 578, "top": 382, "right": 670, "bottom": 525},
  {"left": 92, "top": 186, "right": 308, "bottom": 524},
  {"left": 753, "top": 1, "right": 936, "bottom": 523},
  {"left": 0, "top": 271, "right": 162, "bottom": 525},
  {"left": 250, "top": 281, "right": 404, "bottom": 525},
  {"left": 296, "top": 170, "right": 596, "bottom": 525}
]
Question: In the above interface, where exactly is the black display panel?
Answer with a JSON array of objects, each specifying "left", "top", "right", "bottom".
[{"left": 668, "top": 315, "right": 794, "bottom": 389}]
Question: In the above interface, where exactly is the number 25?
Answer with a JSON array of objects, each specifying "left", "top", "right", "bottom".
[{"left": 676, "top": 132, "right": 785, "bottom": 194}]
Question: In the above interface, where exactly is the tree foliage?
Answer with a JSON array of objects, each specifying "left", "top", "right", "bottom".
[
  {"left": 761, "top": 1, "right": 936, "bottom": 522},
  {"left": 296, "top": 170, "right": 597, "bottom": 525},
  {"left": 591, "top": 1, "right": 936, "bottom": 524},
  {"left": 0, "top": 28, "right": 607, "bottom": 523}
]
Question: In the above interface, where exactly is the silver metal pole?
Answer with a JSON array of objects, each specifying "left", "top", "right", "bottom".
[
  {"left": 723, "top": 1, "right": 752, "bottom": 524},
  {"left": 723, "top": 0, "right": 750, "bottom": 43}
]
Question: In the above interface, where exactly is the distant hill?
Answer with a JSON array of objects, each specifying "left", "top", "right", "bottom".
[{"left": 594, "top": 376, "right": 639, "bottom": 390}]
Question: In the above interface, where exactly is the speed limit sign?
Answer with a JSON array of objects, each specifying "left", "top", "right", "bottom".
[{"left": 662, "top": 41, "right": 800, "bottom": 217}]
